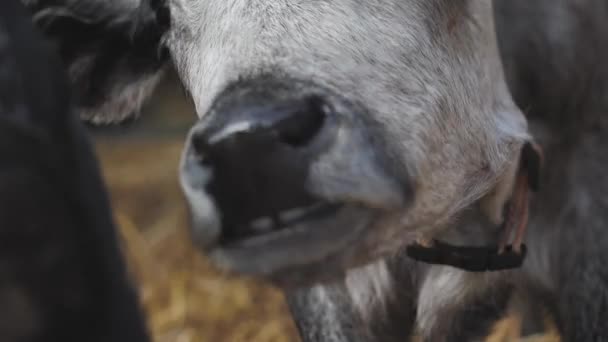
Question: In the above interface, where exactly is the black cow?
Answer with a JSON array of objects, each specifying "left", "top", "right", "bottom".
[{"left": 0, "top": 0, "right": 166, "bottom": 341}]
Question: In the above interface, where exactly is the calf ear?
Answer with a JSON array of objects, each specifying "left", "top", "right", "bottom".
[
  {"left": 480, "top": 140, "right": 543, "bottom": 226},
  {"left": 479, "top": 147, "right": 521, "bottom": 225},
  {"left": 479, "top": 106, "right": 542, "bottom": 225},
  {"left": 28, "top": 0, "right": 171, "bottom": 124}
]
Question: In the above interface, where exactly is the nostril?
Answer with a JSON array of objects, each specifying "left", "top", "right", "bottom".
[
  {"left": 276, "top": 95, "right": 328, "bottom": 148},
  {"left": 191, "top": 133, "right": 212, "bottom": 165}
]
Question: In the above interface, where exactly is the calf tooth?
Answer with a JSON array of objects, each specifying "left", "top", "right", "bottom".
[
  {"left": 250, "top": 217, "right": 273, "bottom": 232},
  {"left": 279, "top": 207, "right": 309, "bottom": 223}
]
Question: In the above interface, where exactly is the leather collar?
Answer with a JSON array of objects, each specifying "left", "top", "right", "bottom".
[{"left": 406, "top": 142, "right": 543, "bottom": 272}]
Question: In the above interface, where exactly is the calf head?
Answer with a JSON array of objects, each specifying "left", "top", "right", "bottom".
[
  {"left": 174, "top": 0, "right": 531, "bottom": 286},
  {"left": 22, "top": 0, "right": 170, "bottom": 124}
]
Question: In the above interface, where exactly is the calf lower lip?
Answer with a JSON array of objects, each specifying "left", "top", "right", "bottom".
[
  {"left": 219, "top": 202, "right": 343, "bottom": 249},
  {"left": 208, "top": 205, "right": 376, "bottom": 276}
]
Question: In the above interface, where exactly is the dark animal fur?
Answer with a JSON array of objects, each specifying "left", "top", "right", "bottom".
[
  {"left": 23, "top": 0, "right": 170, "bottom": 124},
  {"left": 0, "top": 0, "right": 152, "bottom": 341},
  {"left": 495, "top": 1, "right": 608, "bottom": 340}
]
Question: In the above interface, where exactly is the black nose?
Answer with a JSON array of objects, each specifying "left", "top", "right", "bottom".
[{"left": 188, "top": 84, "right": 333, "bottom": 243}]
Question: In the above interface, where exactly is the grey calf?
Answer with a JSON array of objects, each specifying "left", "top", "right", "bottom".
[{"left": 175, "top": 0, "right": 608, "bottom": 340}]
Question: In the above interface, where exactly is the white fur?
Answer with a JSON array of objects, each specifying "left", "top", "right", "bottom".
[
  {"left": 79, "top": 71, "right": 164, "bottom": 124},
  {"left": 416, "top": 266, "right": 503, "bottom": 337},
  {"left": 306, "top": 285, "right": 351, "bottom": 341},
  {"left": 345, "top": 259, "right": 394, "bottom": 321}
]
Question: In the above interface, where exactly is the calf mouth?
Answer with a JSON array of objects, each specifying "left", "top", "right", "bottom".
[
  {"left": 180, "top": 145, "right": 404, "bottom": 286},
  {"left": 204, "top": 198, "right": 379, "bottom": 281},
  {"left": 180, "top": 132, "right": 399, "bottom": 285},
  {"left": 218, "top": 201, "right": 344, "bottom": 249}
]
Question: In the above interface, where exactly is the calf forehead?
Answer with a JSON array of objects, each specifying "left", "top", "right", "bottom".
[{"left": 167, "top": 0, "right": 492, "bottom": 116}]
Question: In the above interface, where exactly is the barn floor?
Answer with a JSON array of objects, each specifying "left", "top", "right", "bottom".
[{"left": 92, "top": 76, "right": 561, "bottom": 342}]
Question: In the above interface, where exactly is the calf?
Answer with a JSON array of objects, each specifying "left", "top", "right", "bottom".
[
  {"left": 1, "top": 0, "right": 169, "bottom": 341},
  {"left": 171, "top": 0, "right": 608, "bottom": 341},
  {"left": 22, "top": 0, "right": 170, "bottom": 124}
]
